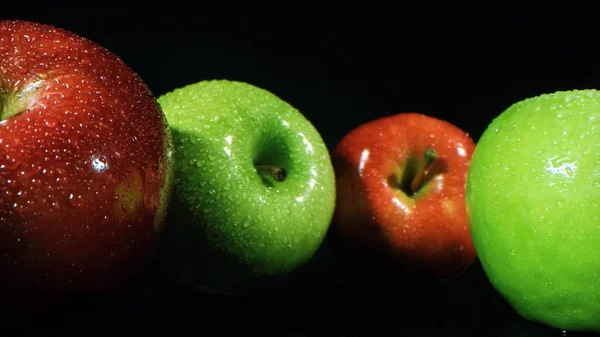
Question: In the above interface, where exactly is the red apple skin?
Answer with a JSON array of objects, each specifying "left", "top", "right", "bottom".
[
  {"left": 0, "top": 20, "right": 172, "bottom": 308},
  {"left": 329, "top": 112, "right": 476, "bottom": 282}
]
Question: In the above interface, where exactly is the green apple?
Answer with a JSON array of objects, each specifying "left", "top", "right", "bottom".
[
  {"left": 466, "top": 89, "right": 600, "bottom": 332},
  {"left": 156, "top": 80, "right": 336, "bottom": 295}
]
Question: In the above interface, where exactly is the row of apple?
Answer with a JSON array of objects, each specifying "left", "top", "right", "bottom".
[{"left": 0, "top": 20, "right": 597, "bottom": 333}]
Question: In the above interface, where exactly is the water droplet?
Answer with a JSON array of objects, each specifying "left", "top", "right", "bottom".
[
  {"left": 56, "top": 176, "right": 69, "bottom": 186},
  {"left": 564, "top": 166, "right": 575, "bottom": 177},
  {"left": 91, "top": 154, "right": 108, "bottom": 172},
  {"left": 0, "top": 156, "right": 21, "bottom": 171},
  {"left": 45, "top": 119, "right": 58, "bottom": 128},
  {"left": 13, "top": 202, "right": 28, "bottom": 213},
  {"left": 20, "top": 164, "right": 41, "bottom": 179},
  {"left": 69, "top": 135, "right": 79, "bottom": 147},
  {"left": 208, "top": 154, "right": 216, "bottom": 161},
  {"left": 69, "top": 194, "right": 85, "bottom": 208}
]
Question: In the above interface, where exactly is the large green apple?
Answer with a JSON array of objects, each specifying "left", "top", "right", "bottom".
[
  {"left": 156, "top": 80, "right": 336, "bottom": 295},
  {"left": 466, "top": 89, "right": 599, "bottom": 332}
]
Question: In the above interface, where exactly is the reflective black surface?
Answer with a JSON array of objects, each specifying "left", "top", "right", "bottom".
[{"left": 4, "top": 242, "right": 599, "bottom": 336}]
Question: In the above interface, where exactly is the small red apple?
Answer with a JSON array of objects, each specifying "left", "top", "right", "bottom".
[
  {"left": 329, "top": 112, "right": 476, "bottom": 281},
  {"left": 0, "top": 20, "right": 173, "bottom": 309}
]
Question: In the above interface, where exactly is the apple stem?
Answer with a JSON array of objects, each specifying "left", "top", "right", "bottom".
[
  {"left": 256, "top": 165, "right": 287, "bottom": 182},
  {"left": 410, "top": 146, "right": 437, "bottom": 194}
]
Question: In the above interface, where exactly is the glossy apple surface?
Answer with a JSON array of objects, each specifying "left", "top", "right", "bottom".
[
  {"left": 329, "top": 112, "right": 476, "bottom": 281},
  {"left": 156, "top": 80, "right": 336, "bottom": 295},
  {"left": 0, "top": 20, "right": 173, "bottom": 307},
  {"left": 466, "top": 90, "right": 600, "bottom": 332}
]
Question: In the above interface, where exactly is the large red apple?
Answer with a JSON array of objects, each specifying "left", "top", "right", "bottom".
[
  {"left": 329, "top": 112, "right": 476, "bottom": 282},
  {"left": 0, "top": 20, "right": 173, "bottom": 309}
]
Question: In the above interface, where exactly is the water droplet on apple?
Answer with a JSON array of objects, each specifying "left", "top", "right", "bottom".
[
  {"left": 13, "top": 201, "right": 29, "bottom": 213},
  {"left": 20, "top": 163, "right": 41, "bottom": 179},
  {"left": 243, "top": 221, "right": 250, "bottom": 228},
  {"left": 56, "top": 176, "right": 69, "bottom": 186},
  {"left": 68, "top": 193, "right": 85, "bottom": 208},
  {"left": 68, "top": 135, "right": 79, "bottom": 148},
  {"left": 0, "top": 155, "right": 21, "bottom": 171},
  {"left": 45, "top": 119, "right": 58, "bottom": 128},
  {"left": 563, "top": 166, "right": 575, "bottom": 177},
  {"left": 91, "top": 154, "right": 109, "bottom": 172}
]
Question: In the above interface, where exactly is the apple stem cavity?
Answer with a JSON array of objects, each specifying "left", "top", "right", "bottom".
[
  {"left": 256, "top": 164, "right": 287, "bottom": 185},
  {"left": 409, "top": 146, "right": 438, "bottom": 194},
  {"left": 0, "top": 81, "right": 40, "bottom": 120}
]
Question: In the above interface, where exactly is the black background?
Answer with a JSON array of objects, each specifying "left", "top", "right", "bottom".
[{"left": 2, "top": 3, "right": 600, "bottom": 337}]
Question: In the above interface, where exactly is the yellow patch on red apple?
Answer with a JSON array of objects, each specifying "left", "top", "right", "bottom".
[
  {"left": 114, "top": 171, "right": 144, "bottom": 222},
  {"left": 442, "top": 199, "right": 456, "bottom": 216}
]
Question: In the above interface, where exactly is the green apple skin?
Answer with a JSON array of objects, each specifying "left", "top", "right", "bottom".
[
  {"left": 466, "top": 90, "right": 599, "bottom": 332},
  {"left": 156, "top": 80, "right": 336, "bottom": 295}
]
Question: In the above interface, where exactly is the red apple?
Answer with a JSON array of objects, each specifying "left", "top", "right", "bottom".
[
  {"left": 329, "top": 112, "right": 476, "bottom": 282},
  {"left": 0, "top": 20, "right": 173, "bottom": 309}
]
